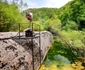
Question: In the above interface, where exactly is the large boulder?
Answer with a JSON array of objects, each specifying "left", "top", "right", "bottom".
[{"left": 0, "top": 31, "right": 53, "bottom": 70}]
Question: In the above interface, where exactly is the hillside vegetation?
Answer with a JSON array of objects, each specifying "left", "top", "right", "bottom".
[
  {"left": 0, "top": 0, "right": 85, "bottom": 70},
  {"left": 0, "top": 0, "right": 29, "bottom": 31}
]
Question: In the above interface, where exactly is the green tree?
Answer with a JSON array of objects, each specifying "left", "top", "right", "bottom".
[{"left": 0, "top": 2, "right": 28, "bottom": 31}]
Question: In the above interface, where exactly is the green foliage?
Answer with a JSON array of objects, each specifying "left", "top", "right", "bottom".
[
  {"left": 46, "top": 15, "right": 61, "bottom": 32},
  {"left": 62, "top": 20, "right": 78, "bottom": 30},
  {"left": 0, "top": 2, "right": 28, "bottom": 31},
  {"left": 46, "top": 40, "right": 76, "bottom": 62},
  {"left": 32, "top": 21, "right": 44, "bottom": 31},
  {"left": 59, "top": 0, "right": 85, "bottom": 30},
  {"left": 57, "top": 30, "right": 85, "bottom": 57},
  {"left": 24, "top": 8, "right": 58, "bottom": 21}
]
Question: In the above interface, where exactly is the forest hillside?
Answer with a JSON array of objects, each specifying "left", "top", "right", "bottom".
[{"left": 0, "top": 0, "right": 85, "bottom": 70}]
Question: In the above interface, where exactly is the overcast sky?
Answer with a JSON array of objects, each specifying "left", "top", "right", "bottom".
[{"left": 7, "top": 0, "right": 71, "bottom": 8}]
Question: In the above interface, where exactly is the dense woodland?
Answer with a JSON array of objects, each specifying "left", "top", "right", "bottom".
[{"left": 0, "top": 0, "right": 85, "bottom": 70}]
